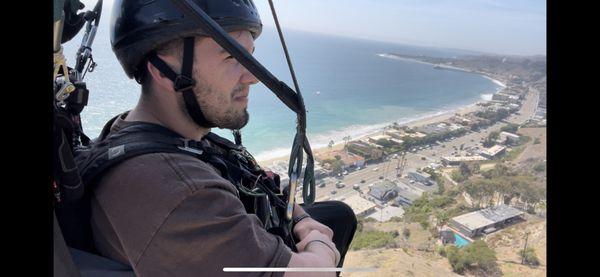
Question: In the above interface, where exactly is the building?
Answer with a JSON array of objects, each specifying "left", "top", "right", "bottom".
[
  {"left": 417, "top": 123, "right": 449, "bottom": 135},
  {"left": 393, "top": 193, "right": 415, "bottom": 207},
  {"left": 479, "top": 145, "right": 506, "bottom": 159},
  {"left": 315, "top": 149, "right": 366, "bottom": 170},
  {"left": 407, "top": 171, "right": 433, "bottom": 185},
  {"left": 492, "top": 92, "right": 520, "bottom": 104},
  {"left": 449, "top": 204, "right": 525, "bottom": 238},
  {"left": 384, "top": 129, "right": 405, "bottom": 140},
  {"left": 498, "top": 131, "right": 520, "bottom": 145},
  {"left": 347, "top": 140, "right": 384, "bottom": 161},
  {"left": 344, "top": 195, "right": 377, "bottom": 217},
  {"left": 441, "top": 155, "right": 488, "bottom": 166},
  {"left": 366, "top": 206, "right": 405, "bottom": 222},
  {"left": 368, "top": 134, "right": 403, "bottom": 146},
  {"left": 368, "top": 180, "right": 398, "bottom": 202}
]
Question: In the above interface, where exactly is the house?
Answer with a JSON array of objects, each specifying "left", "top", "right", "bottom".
[{"left": 449, "top": 204, "right": 525, "bottom": 238}]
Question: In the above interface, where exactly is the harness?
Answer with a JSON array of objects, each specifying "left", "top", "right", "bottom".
[{"left": 56, "top": 113, "right": 297, "bottom": 255}]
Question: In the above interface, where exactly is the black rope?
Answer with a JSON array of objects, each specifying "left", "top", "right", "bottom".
[{"left": 268, "top": 0, "right": 315, "bottom": 205}]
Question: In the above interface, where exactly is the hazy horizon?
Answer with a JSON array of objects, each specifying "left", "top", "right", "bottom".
[{"left": 73, "top": 0, "right": 546, "bottom": 57}]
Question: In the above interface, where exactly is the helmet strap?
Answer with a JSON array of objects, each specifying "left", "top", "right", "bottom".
[{"left": 148, "top": 37, "right": 216, "bottom": 128}]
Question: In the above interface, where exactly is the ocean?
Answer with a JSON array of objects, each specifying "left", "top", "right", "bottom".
[{"left": 62, "top": 20, "right": 502, "bottom": 161}]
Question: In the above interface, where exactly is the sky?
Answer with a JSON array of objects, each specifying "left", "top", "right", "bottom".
[{"left": 76, "top": 0, "right": 546, "bottom": 56}]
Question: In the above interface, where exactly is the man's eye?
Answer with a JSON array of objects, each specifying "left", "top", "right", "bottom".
[{"left": 225, "top": 56, "right": 233, "bottom": 60}]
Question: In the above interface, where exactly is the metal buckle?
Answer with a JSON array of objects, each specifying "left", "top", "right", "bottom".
[{"left": 177, "top": 139, "right": 203, "bottom": 155}]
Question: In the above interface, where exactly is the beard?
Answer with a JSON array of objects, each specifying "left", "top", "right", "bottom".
[{"left": 180, "top": 77, "right": 250, "bottom": 130}]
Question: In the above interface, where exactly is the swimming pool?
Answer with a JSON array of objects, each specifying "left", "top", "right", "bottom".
[{"left": 454, "top": 232, "right": 470, "bottom": 247}]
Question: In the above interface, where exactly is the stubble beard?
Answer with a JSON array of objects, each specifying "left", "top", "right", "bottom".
[{"left": 179, "top": 78, "right": 249, "bottom": 130}]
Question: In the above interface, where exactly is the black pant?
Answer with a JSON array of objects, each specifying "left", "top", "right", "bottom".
[{"left": 299, "top": 201, "right": 357, "bottom": 268}]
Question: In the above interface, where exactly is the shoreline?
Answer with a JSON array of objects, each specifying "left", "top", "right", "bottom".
[
  {"left": 257, "top": 102, "right": 484, "bottom": 168},
  {"left": 257, "top": 53, "right": 505, "bottom": 168},
  {"left": 377, "top": 53, "right": 507, "bottom": 88}
]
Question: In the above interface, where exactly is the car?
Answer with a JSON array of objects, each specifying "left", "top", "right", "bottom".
[
  {"left": 336, "top": 183, "right": 346, "bottom": 189},
  {"left": 330, "top": 190, "right": 337, "bottom": 194},
  {"left": 378, "top": 176, "right": 384, "bottom": 180},
  {"left": 353, "top": 184, "right": 360, "bottom": 190},
  {"left": 318, "top": 182, "right": 326, "bottom": 188},
  {"left": 343, "top": 170, "right": 348, "bottom": 175},
  {"left": 373, "top": 168, "right": 379, "bottom": 171},
  {"left": 360, "top": 179, "right": 366, "bottom": 183}
]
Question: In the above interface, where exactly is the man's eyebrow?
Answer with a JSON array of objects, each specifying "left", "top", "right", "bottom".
[{"left": 219, "top": 46, "right": 255, "bottom": 55}]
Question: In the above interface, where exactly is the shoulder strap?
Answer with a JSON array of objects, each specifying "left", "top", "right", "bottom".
[{"left": 74, "top": 121, "right": 205, "bottom": 187}]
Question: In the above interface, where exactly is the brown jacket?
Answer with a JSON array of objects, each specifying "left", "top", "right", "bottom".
[{"left": 90, "top": 116, "right": 292, "bottom": 276}]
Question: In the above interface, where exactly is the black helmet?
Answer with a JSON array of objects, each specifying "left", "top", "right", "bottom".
[{"left": 110, "top": 0, "right": 262, "bottom": 79}]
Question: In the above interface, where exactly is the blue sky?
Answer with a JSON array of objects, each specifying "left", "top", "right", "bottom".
[
  {"left": 254, "top": 0, "right": 546, "bottom": 56},
  {"left": 80, "top": 0, "right": 546, "bottom": 56}
]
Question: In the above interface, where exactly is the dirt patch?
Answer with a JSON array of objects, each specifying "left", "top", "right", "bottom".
[
  {"left": 515, "top": 127, "right": 546, "bottom": 164},
  {"left": 343, "top": 248, "right": 460, "bottom": 277},
  {"left": 485, "top": 215, "right": 547, "bottom": 276}
]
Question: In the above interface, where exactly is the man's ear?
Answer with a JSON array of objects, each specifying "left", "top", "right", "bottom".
[{"left": 146, "top": 59, "right": 175, "bottom": 93}]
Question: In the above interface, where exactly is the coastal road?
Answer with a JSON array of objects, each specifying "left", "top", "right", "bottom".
[{"left": 296, "top": 84, "right": 540, "bottom": 203}]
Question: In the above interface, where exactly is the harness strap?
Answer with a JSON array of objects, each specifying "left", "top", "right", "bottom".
[{"left": 147, "top": 37, "right": 216, "bottom": 128}]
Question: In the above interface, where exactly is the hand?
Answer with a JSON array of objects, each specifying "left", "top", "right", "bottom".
[
  {"left": 295, "top": 230, "right": 340, "bottom": 266},
  {"left": 293, "top": 216, "right": 334, "bottom": 241}
]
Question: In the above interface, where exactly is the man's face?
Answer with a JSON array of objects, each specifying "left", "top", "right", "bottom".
[{"left": 185, "top": 30, "right": 258, "bottom": 130}]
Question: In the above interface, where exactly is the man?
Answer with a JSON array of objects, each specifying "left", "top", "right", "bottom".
[{"left": 89, "top": 0, "right": 356, "bottom": 275}]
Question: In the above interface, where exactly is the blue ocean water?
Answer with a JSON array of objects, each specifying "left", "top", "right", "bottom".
[{"left": 62, "top": 18, "right": 501, "bottom": 161}]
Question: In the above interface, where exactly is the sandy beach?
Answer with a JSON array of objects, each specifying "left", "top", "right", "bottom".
[
  {"left": 257, "top": 102, "right": 484, "bottom": 169},
  {"left": 257, "top": 53, "right": 506, "bottom": 170}
]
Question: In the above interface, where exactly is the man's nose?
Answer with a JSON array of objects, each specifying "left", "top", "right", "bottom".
[{"left": 241, "top": 67, "right": 259, "bottom": 85}]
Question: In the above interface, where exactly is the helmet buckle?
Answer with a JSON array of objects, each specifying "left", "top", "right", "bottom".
[{"left": 174, "top": 75, "right": 196, "bottom": 92}]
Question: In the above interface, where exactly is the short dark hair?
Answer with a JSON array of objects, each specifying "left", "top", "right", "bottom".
[{"left": 138, "top": 38, "right": 185, "bottom": 96}]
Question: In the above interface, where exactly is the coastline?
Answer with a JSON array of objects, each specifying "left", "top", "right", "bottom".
[
  {"left": 256, "top": 53, "right": 504, "bottom": 169},
  {"left": 257, "top": 102, "right": 484, "bottom": 168},
  {"left": 377, "top": 53, "right": 507, "bottom": 88}
]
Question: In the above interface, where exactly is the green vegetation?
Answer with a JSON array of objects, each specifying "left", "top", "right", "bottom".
[
  {"left": 475, "top": 108, "right": 510, "bottom": 123},
  {"left": 322, "top": 158, "right": 345, "bottom": 175},
  {"left": 517, "top": 135, "right": 532, "bottom": 145},
  {"left": 403, "top": 227, "right": 411, "bottom": 239},
  {"left": 402, "top": 128, "right": 468, "bottom": 150},
  {"left": 451, "top": 162, "right": 479, "bottom": 183},
  {"left": 349, "top": 230, "right": 398, "bottom": 250},
  {"left": 461, "top": 165, "right": 545, "bottom": 210},
  {"left": 519, "top": 247, "right": 540, "bottom": 266},
  {"left": 404, "top": 192, "right": 456, "bottom": 230},
  {"left": 500, "top": 123, "right": 519, "bottom": 133},
  {"left": 501, "top": 145, "right": 525, "bottom": 161},
  {"left": 445, "top": 240, "right": 499, "bottom": 275},
  {"left": 483, "top": 131, "right": 501, "bottom": 148},
  {"left": 375, "top": 138, "right": 403, "bottom": 153}
]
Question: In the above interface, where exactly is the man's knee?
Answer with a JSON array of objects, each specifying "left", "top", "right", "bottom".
[{"left": 325, "top": 201, "right": 358, "bottom": 228}]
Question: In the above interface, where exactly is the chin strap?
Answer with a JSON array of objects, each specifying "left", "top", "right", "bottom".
[{"left": 148, "top": 37, "right": 216, "bottom": 128}]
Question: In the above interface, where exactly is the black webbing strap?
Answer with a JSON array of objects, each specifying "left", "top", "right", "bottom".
[{"left": 147, "top": 37, "right": 216, "bottom": 128}]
